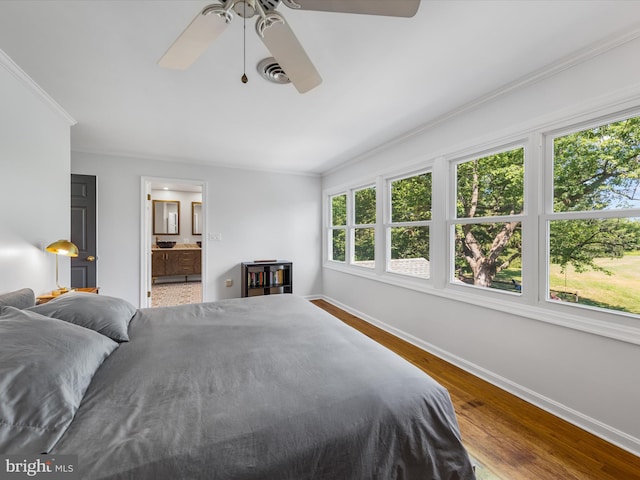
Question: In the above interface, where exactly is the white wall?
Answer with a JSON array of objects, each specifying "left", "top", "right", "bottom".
[
  {"left": 71, "top": 152, "right": 322, "bottom": 306},
  {"left": 322, "top": 36, "right": 640, "bottom": 453},
  {"left": 0, "top": 50, "right": 73, "bottom": 296}
]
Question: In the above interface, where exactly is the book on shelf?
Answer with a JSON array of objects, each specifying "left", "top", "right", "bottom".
[
  {"left": 247, "top": 269, "right": 285, "bottom": 288},
  {"left": 248, "top": 271, "right": 264, "bottom": 288}
]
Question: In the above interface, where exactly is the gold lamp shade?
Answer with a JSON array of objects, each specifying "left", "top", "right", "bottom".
[
  {"left": 46, "top": 240, "right": 79, "bottom": 257},
  {"left": 46, "top": 240, "right": 78, "bottom": 293}
]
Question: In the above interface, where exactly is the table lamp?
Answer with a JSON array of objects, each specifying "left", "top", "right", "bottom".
[{"left": 46, "top": 240, "right": 79, "bottom": 293}]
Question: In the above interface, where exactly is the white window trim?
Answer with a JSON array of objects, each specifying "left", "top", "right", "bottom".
[
  {"left": 326, "top": 182, "right": 379, "bottom": 269},
  {"left": 352, "top": 185, "right": 377, "bottom": 268},
  {"left": 540, "top": 111, "right": 640, "bottom": 317},
  {"left": 325, "top": 175, "right": 434, "bottom": 291},
  {"left": 446, "top": 142, "right": 530, "bottom": 298},
  {"left": 385, "top": 169, "right": 433, "bottom": 280},
  {"left": 322, "top": 103, "right": 640, "bottom": 346},
  {"left": 328, "top": 192, "right": 347, "bottom": 263}
]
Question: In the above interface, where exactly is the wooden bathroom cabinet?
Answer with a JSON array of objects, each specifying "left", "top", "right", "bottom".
[{"left": 152, "top": 247, "right": 201, "bottom": 282}]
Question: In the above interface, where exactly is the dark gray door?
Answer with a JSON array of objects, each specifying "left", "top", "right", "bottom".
[{"left": 71, "top": 174, "right": 97, "bottom": 287}]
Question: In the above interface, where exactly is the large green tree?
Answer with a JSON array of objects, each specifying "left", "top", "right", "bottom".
[
  {"left": 455, "top": 148, "right": 524, "bottom": 287},
  {"left": 331, "top": 194, "right": 346, "bottom": 261},
  {"left": 549, "top": 218, "right": 640, "bottom": 274},
  {"left": 335, "top": 116, "right": 640, "bottom": 286},
  {"left": 454, "top": 116, "right": 640, "bottom": 288},
  {"left": 550, "top": 116, "right": 640, "bottom": 274},
  {"left": 390, "top": 173, "right": 431, "bottom": 262},
  {"left": 354, "top": 187, "right": 376, "bottom": 262}
]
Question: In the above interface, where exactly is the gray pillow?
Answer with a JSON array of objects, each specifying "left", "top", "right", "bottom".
[
  {"left": 0, "top": 306, "right": 118, "bottom": 453},
  {"left": 28, "top": 291, "right": 136, "bottom": 342},
  {"left": 0, "top": 288, "right": 35, "bottom": 309}
]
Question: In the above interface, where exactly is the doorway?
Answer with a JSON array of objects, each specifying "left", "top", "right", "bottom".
[
  {"left": 141, "top": 177, "right": 206, "bottom": 308},
  {"left": 71, "top": 174, "right": 97, "bottom": 287}
]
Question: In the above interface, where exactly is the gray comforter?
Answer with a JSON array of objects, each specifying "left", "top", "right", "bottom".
[{"left": 53, "top": 295, "right": 475, "bottom": 479}]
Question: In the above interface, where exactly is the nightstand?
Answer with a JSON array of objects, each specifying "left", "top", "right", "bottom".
[{"left": 36, "top": 287, "right": 99, "bottom": 305}]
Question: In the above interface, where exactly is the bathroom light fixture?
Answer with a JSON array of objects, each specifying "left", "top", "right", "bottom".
[{"left": 46, "top": 240, "right": 79, "bottom": 293}]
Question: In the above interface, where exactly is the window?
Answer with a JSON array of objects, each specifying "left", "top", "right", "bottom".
[
  {"left": 324, "top": 106, "right": 640, "bottom": 335},
  {"left": 387, "top": 172, "right": 432, "bottom": 279},
  {"left": 327, "top": 186, "right": 376, "bottom": 268},
  {"left": 452, "top": 147, "right": 525, "bottom": 293},
  {"left": 353, "top": 186, "right": 376, "bottom": 268},
  {"left": 548, "top": 115, "right": 640, "bottom": 315},
  {"left": 329, "top": 193, "right": 346, "bottom": 262}
]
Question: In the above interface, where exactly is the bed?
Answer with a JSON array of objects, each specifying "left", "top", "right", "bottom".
[{"left": 0, "top": 288, "right": 475, "bottom": 479}]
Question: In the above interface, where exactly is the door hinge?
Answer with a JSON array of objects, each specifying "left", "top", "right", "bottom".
[
  {"left": 147, "top": 291, "right": 151, "bottom": 298},
  {"left": 147, "top": 194, "right": 151, "bottom": 201}
]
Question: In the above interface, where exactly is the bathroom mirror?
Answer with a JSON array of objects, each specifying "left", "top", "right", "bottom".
[
  {"left": 192, "top": 202, "right": 202, "bottom": 235},
  {"left": 153, "top": 200, "right": 180, "bottom": 235}
]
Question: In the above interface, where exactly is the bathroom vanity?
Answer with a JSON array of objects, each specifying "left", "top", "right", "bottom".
[{"left": 152, "top": 244, "right": 201, "bottom": 283}]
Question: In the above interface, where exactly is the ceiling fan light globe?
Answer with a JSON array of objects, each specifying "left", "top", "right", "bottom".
[{"left": 233, "top": 0, "right": 257, "bottom": 18}]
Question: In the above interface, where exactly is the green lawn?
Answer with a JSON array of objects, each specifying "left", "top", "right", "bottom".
[
  {"left": 484, "top": 254, "right": 639, "bottom": 315},
  {"left": 549, "top": 254, "right": 640, "bottom": 315}
]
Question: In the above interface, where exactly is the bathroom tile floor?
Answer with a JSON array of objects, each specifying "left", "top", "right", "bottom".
[{"left": 151, "top": 282, "right": 202, "bottom": 307}]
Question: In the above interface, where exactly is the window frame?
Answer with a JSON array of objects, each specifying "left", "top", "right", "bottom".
[
  {"left": 542, "top": 111, "right": 640, "bottom": 317},
  {"left": 326, "top": 183, "right": 378, "bottom": 270},
  {"left": 328, "top": 192, "right": 347, "bottom": 263},
  {"left": 322, "top": 104, "right": 640, "bottom": 343},
  {"left": 385, "top": 169, "right": 433, "bottom": 280},
  {"left": 352, "top": 185, "right": 377, "bottom": 268},
  {"left": 447, "top": 143, "right": 528, "bottom": 298}
]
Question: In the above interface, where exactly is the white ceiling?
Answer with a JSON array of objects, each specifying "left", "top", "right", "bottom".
[{"left": 1, "top": 1, "right": 640, "bottom": 175}]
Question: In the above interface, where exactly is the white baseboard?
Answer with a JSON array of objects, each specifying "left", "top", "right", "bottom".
[{"left": 315, "top": 294, "right": 640, "bottom": 458}]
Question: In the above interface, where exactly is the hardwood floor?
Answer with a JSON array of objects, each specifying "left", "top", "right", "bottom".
[{"left": 310, "top": 299, "right": 640, "bottom": 480}]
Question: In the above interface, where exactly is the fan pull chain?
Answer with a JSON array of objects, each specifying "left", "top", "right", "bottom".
[{"left": 241, "top": 1, "right": 248, "bottom": 84}]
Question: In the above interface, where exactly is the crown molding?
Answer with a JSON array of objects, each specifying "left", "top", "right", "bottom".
[
  {"left": 71, "top": 148, "right": 321, "bottom": 178},
  {"left": 0, "top": 48, "right": 76, "bottom": 126},
  {"left": 323, "top": 25, "right": 640, "bottom": 177}
]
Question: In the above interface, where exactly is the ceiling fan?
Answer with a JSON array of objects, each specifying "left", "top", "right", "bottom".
[{"left": 158, "top": 0, "right": 421, "bottom": 94}]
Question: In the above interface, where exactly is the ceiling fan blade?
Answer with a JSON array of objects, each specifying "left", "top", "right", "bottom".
[
  {"left": 282, "top": 0, "right": 420, "bottom": 17},
  {"left": 158, "top": 5, "right": 231, "bottom": 70},
  {"left": 258, "top": 14, "right": 322, "bottom": 93}
]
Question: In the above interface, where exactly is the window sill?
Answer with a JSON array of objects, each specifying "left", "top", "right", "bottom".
[
  {"left": 323, "top": 261, "right": 640, "bottom": 346},
  {"left": 324, "top": 261, "right": 433, "bottom": 294}
]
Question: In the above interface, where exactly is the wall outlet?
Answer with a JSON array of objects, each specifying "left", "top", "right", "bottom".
[{"left": 225, "top": 279, "right": 233, "bottom": 287}]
